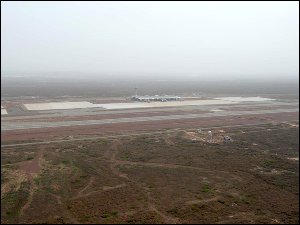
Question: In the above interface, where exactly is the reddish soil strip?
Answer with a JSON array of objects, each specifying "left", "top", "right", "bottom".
[
  {"left": 18, "top": 150, "right": 43, "bottom": 216},
  {"left": 1, "top": 112, "right": 298, "bottom": 143},
  {"left": 18, "top": 151, "right": 43, "bottom": 179},
  {"left": 0, "top": 102, "right": 20, "bottom": 108},
  {"left": 77, "top": 176, "right": 95, "bottom": 197},
  {"left": 109, "top": 140, "right": 129, "bottom": 180},
  {"left": 185, "top": 196, "right": 220, "bottom": 205}
]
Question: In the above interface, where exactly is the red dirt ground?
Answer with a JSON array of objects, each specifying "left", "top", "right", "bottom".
[{"left": 18, "top": 150, "right": 43, "bottom": 179}]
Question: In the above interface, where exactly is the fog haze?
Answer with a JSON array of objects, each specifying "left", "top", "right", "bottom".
[{"left": 1, "top": 1, "right": 299, "bottom": 81}]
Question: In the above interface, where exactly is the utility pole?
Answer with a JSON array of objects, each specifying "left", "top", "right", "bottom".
[{"left": 134, "top": 87, "right": 138, "bottom": 97}]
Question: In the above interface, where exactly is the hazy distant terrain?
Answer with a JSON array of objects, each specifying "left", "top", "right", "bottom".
[{"left": 1, "top": 76, "right": 299, "bottom": 98}]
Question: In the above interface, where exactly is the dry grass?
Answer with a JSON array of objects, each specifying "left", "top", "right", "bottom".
[{"left": 1, "top": 124, "right": 299, "bottom": 224}]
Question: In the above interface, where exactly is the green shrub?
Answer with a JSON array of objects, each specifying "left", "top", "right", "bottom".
[
  {"left": 217, "top": 199, "right": 225, "bottom": 204},
  {"left": 239, "top": 195, "right": 250, "bottom": 204},
  {"left": 201, "top": 184, "right": 212, "bottom": 193}
]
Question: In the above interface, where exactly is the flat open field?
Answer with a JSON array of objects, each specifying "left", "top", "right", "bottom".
[
  {"left": 1, "top": 92, "right": 299, "bottom": 224},
  {"left": 1, "top": 123, "right": 299, "bottom": 224}
]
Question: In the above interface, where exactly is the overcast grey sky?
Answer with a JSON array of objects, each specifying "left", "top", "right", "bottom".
[{"left": 1, "top": 1, "right": 299, "bottom": 80}]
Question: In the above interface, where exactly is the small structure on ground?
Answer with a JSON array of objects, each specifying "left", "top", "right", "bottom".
[
  {"left": 131, "top": 95, "right": 182, "bottom": 102},
  {"left": 223, "top": 136, "right": 232, "bottom": 143},
  {"left": 207, "top": 131, "right": 212, "bottom": 142}
]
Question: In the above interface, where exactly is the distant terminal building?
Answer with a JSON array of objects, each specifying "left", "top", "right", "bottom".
[{"left": 131, "top": 95, "right": 182, "bottom": 102}]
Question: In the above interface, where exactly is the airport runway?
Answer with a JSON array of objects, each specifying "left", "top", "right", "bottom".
[
  {"left": 1, "top": 107, "right": 298, "bottom": 131},
  {"left": 1, "top": 101, "right": 297, "bottom": 121}
]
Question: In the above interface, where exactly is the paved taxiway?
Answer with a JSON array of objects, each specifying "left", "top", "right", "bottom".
[{"left": 1, "top": 108, "right": 298, "bottom": 131}]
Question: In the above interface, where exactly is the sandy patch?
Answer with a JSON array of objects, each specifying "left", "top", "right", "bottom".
[
  {"left": 22, "top": 97, "right": 276, "bottom": 111},
  {"left": 287, "top": 157, "right": 299, "bottom": 161},
  {"left": 24, "top": 101, "right": 99, "bottom": 110},
  {"left": 18, "top": 151, "right": 43, "bottom": 178},
  {"left": 215, "top": 97, "right": 275, "bottom": 102},
  {"left": 210, "top": 109, "right": 224, "bottom": 112},
  {"left": 23, "top": 99, "right": 237, "bottom": 111},
  {"left": 97, "top": 99, "right": 239, "bottom": 109},
  {"left": 1, "top": 109, "right": 8, "bottom": 115}
]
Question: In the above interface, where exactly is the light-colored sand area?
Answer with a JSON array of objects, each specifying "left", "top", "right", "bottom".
[
  {"left": 97, "top": 97, "right": 275, "bottom": 109},
  {"left": 97, "top": 99, "right": 239, "bottom": 109},
  {"left": 24, "top": 101, "right": 98, "bottom": 110},
  {"left": 1, "top": 109, "right": 8, "bottom": 115},
  {"left": 210, "top": 109, "right": 224, "bottom": 112},
  {"left": 22, "top": 97, "right": 276, "bottom": 111},
  {"left": 215, "top": 97, "right": 275, "bottom": 102},
  {"left": 24, "top": 99, "right": 240, "bottom": 111},
  {"left": 287, "top": 157, "right": 299, "bottom": 161}
]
